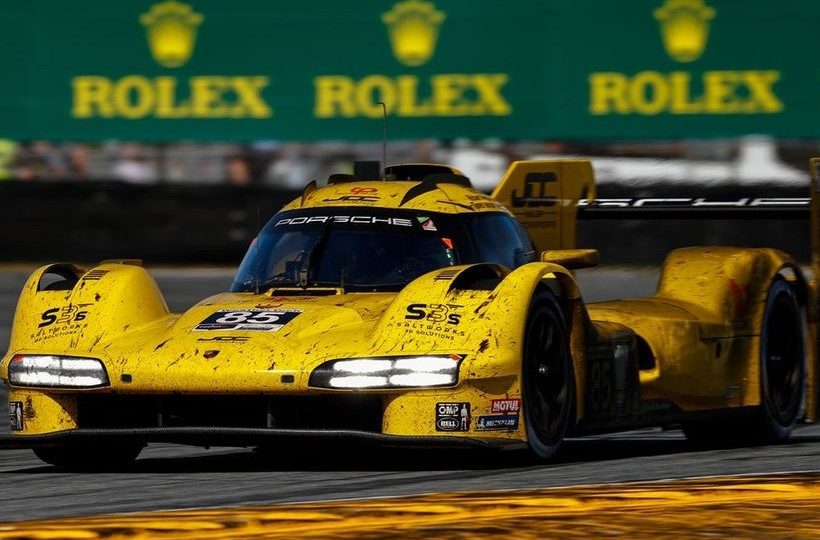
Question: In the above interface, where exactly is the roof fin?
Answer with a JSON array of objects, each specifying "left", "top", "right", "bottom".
[{"left": 300, "top": 180, "right": 318, "bottom": 206}]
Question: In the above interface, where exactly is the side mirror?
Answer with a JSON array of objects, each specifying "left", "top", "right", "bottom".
[
  {"left": 540, "top": 249, "right": 599, "bottom": 270},
  {"left": 513, "top": 248, "right": 537, "bottom": 267},
  {"left": 285, "top": 260, "right": 302, "bottom": 281}
]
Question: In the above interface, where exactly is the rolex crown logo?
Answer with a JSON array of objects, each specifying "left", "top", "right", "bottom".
[
  {"left": 140, "top": 1, "right": 204, "bottom": 68},
  {"left": 382, "top": 0, "right": 445, "bottom": 67},
  {"left": 654, "top": 0, "right": 715, "bottom": 63}
]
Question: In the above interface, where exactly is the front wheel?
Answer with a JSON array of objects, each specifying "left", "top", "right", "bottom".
[
  {"left": 33, "top": 442, "right": 144, "bottom": 471},
  {"left": 522, "top": 290, "right": 575, "bottom": 460}
]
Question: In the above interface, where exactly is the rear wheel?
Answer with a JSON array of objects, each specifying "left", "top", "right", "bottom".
[
  {"left": 758, "top": 279, "right": 805, "bottom": 440},
  {"left": 33, "top": 442, "right": 144, "bottom": 471},
  {"left": 683, "top": 279, "right": 805, "bottom": 445},
  {"left": 522, "top": 290, "right": 575, "bottom": 460}
]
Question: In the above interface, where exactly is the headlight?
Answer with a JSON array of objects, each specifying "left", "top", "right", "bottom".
[
  {"left": 8, "top": 355, "right": 109, "bottom": 388},
  {"left": 309, "top": 355, "right": 462, "bottom": 389}
]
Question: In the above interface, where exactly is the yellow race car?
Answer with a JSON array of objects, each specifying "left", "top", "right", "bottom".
[{"left": 2, "top": 158, "right": 818, "bottom": 469}]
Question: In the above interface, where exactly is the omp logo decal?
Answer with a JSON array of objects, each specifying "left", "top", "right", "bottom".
[
  {"left": 382, "top": 0, "right": 445, "bottom": 67},
  {"left": 435, "top": 402, "right": 469, "bottom": 432},
  {"left": 140, "top": 1, "right": 203, "bottom": 68},
  {"left": 654, "top": 0, "right": 715, "bottom": 63}
]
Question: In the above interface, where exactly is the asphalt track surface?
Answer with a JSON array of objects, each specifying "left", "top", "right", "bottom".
[{"left": 0, "top": 267, "right": 818, "bottom": 523}]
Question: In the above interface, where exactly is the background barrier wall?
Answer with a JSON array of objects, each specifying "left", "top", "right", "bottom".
[
  {"left": 0, "top": 182, "right": 292, "bottom": 264},
  {"left": 0, "top": 181, "right": 808, "bottom": 266}
]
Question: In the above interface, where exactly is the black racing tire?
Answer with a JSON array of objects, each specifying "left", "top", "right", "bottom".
[
  {"left": 522, "top": 289, "right": 575, "bottom": 460},
  {"left": 683, "top": 278, "right": 806, "bottom": 445},
  {"left": 33, "top": 442, "right": 144, "bottom": 471},
  {"left": 757, "top": 278, "right": 806, "bottom": 440}
]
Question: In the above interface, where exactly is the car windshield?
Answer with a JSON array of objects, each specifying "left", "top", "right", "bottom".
[{"left": 231, "top": 209, "right": 465, "bottom": 292}]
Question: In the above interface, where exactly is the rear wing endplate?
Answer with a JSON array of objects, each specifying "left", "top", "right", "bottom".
[{"left": 490, "top": 160, "right": 595, "bottom": 253}]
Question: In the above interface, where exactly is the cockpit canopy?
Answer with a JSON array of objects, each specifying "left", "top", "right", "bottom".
[{"left": 231, "top": 207, "right": 535, "bottom": 293}]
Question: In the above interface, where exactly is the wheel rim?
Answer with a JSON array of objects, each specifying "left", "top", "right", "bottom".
[
  {"left": 762, "top": 292, "right": 804, "bottom": 426},
  {"left": 524, "top": 309, "right": 570, "bottom": 445}
]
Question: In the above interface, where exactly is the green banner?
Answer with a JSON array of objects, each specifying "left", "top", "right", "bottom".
[{"left": 1, "top": 0, "right": 818, "bottom": 141}]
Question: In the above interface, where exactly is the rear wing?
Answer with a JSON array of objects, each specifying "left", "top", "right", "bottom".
[
  {"left": 574, "top": 162, "right": 817, "bottom": 315},
  {"left": 491, "top": 157, "right": 814, "bottom": 252},
  {"left": 490, "top": 160, "right": 595, "bottom": 253},
  {"left": 578, "top": 197, "right": 810, "bottom": 220}
]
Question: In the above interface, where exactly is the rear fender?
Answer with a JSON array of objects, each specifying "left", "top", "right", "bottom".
[
  {"left": 657, "top": 247, "right": 806, "bottom": 337},
  {"left": 657, "top": 246, "right": 812, "bottom": 415}
]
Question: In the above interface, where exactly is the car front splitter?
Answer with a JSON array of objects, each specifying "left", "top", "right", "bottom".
[{"left": 0, "top": 427, "right": 516, "bottom": 450}]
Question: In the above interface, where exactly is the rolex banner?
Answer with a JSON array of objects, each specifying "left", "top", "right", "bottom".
[{"left": 1, "top": 0, "right": 818, "bottom": 141}]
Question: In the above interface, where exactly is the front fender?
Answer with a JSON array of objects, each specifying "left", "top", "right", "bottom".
[
  {"left": 372, "top": 261, "right": 589, "bottom": 425},
  {"left": 480, "top": 262, "right": 590, "bottom": 421},
  {"left": 2, "top": 262, "right": 170, "bottom": 378}
]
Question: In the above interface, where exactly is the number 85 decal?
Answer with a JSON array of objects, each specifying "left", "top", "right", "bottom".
[
  {"left": 215, "top": 311, "right": 281, "bottom": 324},
  {"left": 195, "top": 309, "right": 303, "bottom": 331},
  {"left": 589, "top": 358, "right": 614, "bottom": 413}
]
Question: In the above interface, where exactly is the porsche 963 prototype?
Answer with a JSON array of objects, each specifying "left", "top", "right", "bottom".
[{"left": 2, "top": 158, "right": 818, "bottom": 468}]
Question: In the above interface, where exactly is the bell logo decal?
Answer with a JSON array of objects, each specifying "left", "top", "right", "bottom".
[{"left": 382, "top": 0, "right": 445, "bottom": 67}]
